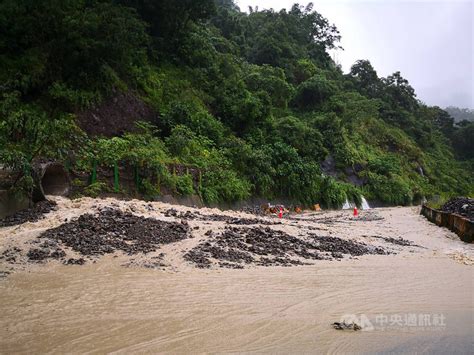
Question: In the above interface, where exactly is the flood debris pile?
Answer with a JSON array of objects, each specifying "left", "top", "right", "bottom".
[
  {"left": 204, "top": 214, "right": 280, "bottom": 225},
  {"left": 241, "top": 204, "right": 305, "bottom": 216},
  {"left": 185, "top": 226, "right": 388, "bottom": 269},
  {"left": 2, "top": 243, "right": 71, "bottom": 266},
  {"left": 1, "top": 247, "right": 22, "bottom": 263},
  {"left": 309, "top": 235, "right": 387, "bottom": 257},
  {"left": 184, "top": 227, "right": 323, "bottom": 269},
  {"left": 164, "top": 209, "right": 200, "bottom": 219},
  {"left": 306, "top": 214, "right": 348, "bottom": 225},
  {"left": 239, "top": 205, "right": 267, "bottom": 216},
  {"left": 363, "top": 235, "right": 421, "bottom": 247},
  {"left": 27, "top": 240, "right": 65, "bottom": 261},
  {"left": 291, "top": 211, "right": 384, "bottom": 225},
  {"left": 28, "top": 208, "right": 189, "bottom": 263},
  {"left": 441, "top": 197, "right": 474, "bottom": 221},
  {"left": 65, "top": 258, "right": 86, "bottom": 265},
  {"left": 0, "top": 200, "right": 57, "bottom": 227},
  {"left": 164, "top": 208, "right": 280, "bottom": 225}
]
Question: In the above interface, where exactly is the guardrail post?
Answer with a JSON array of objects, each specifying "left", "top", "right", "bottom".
[
  {"left": 91, "top": 160, "right": 97, "bottom": 184},
  {"left": 114, "top": 161, "right": 119, "bottom": 192}
]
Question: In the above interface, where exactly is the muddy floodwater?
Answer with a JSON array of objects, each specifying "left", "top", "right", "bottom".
[{"left": 0, "top": 198, "right": 473, "bottom": 353}]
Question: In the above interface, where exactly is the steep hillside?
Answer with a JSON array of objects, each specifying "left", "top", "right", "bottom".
[{"left": 1, "top": 0, "right": 472, "bottom": 207}]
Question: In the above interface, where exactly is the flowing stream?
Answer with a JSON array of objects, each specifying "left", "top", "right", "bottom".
[
  {"left": 342, "top": 198, "right": 355, "bottom": 210},
  {"left": 0, "top": 257, "right": 472, "bottom": 354},
  {"left": 343, "top": 195, "right": 370, "bottom": 210},
  {"left": 0, "top": 199, "right": 472, "bottom": 353},
  {"left": 361, "top": 196, "right": 371, "bottom": 210}
]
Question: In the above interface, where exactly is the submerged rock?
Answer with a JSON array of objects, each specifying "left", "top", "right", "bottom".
[{"left": 332, "top": 322, "right": 362, "bottom": 331}]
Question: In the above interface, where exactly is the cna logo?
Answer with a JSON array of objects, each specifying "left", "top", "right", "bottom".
[
  {"left": 336, "top": 313, "right": 446, "bottom": 332},
  {"left": 339, "top": 314, "right": 375, "bottom": 331}
]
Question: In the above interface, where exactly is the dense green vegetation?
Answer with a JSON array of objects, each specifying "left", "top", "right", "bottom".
[{"left": 1, "top": 0, "right": 472, "bottom": 206}]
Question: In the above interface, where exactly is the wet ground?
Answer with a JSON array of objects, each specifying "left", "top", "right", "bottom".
[
  {"left": 0, "top": 198, "right": 418, "bottom": 273},
  {"left": 184, "top": 226, "right": 389, "bottom": 268},
  {"left": 0, "top": 197, "right": 473, "bottom": 353}
]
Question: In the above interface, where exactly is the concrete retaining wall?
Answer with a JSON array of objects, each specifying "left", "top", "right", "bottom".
[
  {"left": 421, "top": 205, "right": 473, "bottom": 243},
  {"left": 0, "top": 190, "right": 30, "bottom": 219}
]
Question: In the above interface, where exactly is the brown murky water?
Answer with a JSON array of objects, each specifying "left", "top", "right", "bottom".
[
  {"left": 1, "top": 257, "right": 472, "bottom": 353},
  {"left": 0, "top": 199, "right": 473, "bottom": 353}
]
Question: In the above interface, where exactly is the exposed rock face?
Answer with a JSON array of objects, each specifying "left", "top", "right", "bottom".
[
  {"left": 76, "top": 91, "right": 156, "bottom": 137},
  {"left": 321, "top": 155, "right": 366, "bottom": 187},
  {"left": 321, "top": 155, "right": 337, "bottom": 177}
]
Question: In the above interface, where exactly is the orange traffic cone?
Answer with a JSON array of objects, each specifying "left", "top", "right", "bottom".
[
  {"left": 278, "top": 207, "right": 283, "bottom": 219},
  {"left": 353, "top": 207, "right": 358, "bottom": 217}
]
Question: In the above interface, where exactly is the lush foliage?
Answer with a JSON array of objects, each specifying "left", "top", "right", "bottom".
[{"left": 1, "top": 0, "right": 472, "bottom": 207}]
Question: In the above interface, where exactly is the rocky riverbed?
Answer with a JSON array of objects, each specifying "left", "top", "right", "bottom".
[
  {"left": 0, "top": 197, "right": 427, "bottom": 275},
  {"left": 1, "top": 197, "right": 473, "bottom": 354},
  {"left": 35, "top": 208, "right": 190, "bottom": 259},
  {"left": 184, "top": 227, "right": 388, "bottom": 269}
]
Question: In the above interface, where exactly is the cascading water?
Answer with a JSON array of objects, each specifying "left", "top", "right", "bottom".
[
  {"left": 343, "top": 196, "right": 370, "bottom": 210},
  {"left": 342, "top": 199, "right": 354, "bottom": 210},
  {"left": 361, "top": 196, "right": 371, "bottom": 210}
]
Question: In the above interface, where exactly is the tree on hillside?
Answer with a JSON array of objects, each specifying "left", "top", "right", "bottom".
[
  {"left": 382, "top": 71, "right": 418, "bottom": 112},
  {"left": 349, "top": 59, "right": 381, "bottom": 98},
  {"left": 451, "top": 122, "right": 474, "bottom": 160},
  {"left": 117, "top": 0, "right": 216, "bottom": 47},
  {"left": 1, "top": 0, "right": 472, "bottom": 205},
  {"left": 0, "top": 0, "right": 148, "bottom": 106},
  {"left": 225, "top": 3, "right": 341, "bottom": 68}
]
